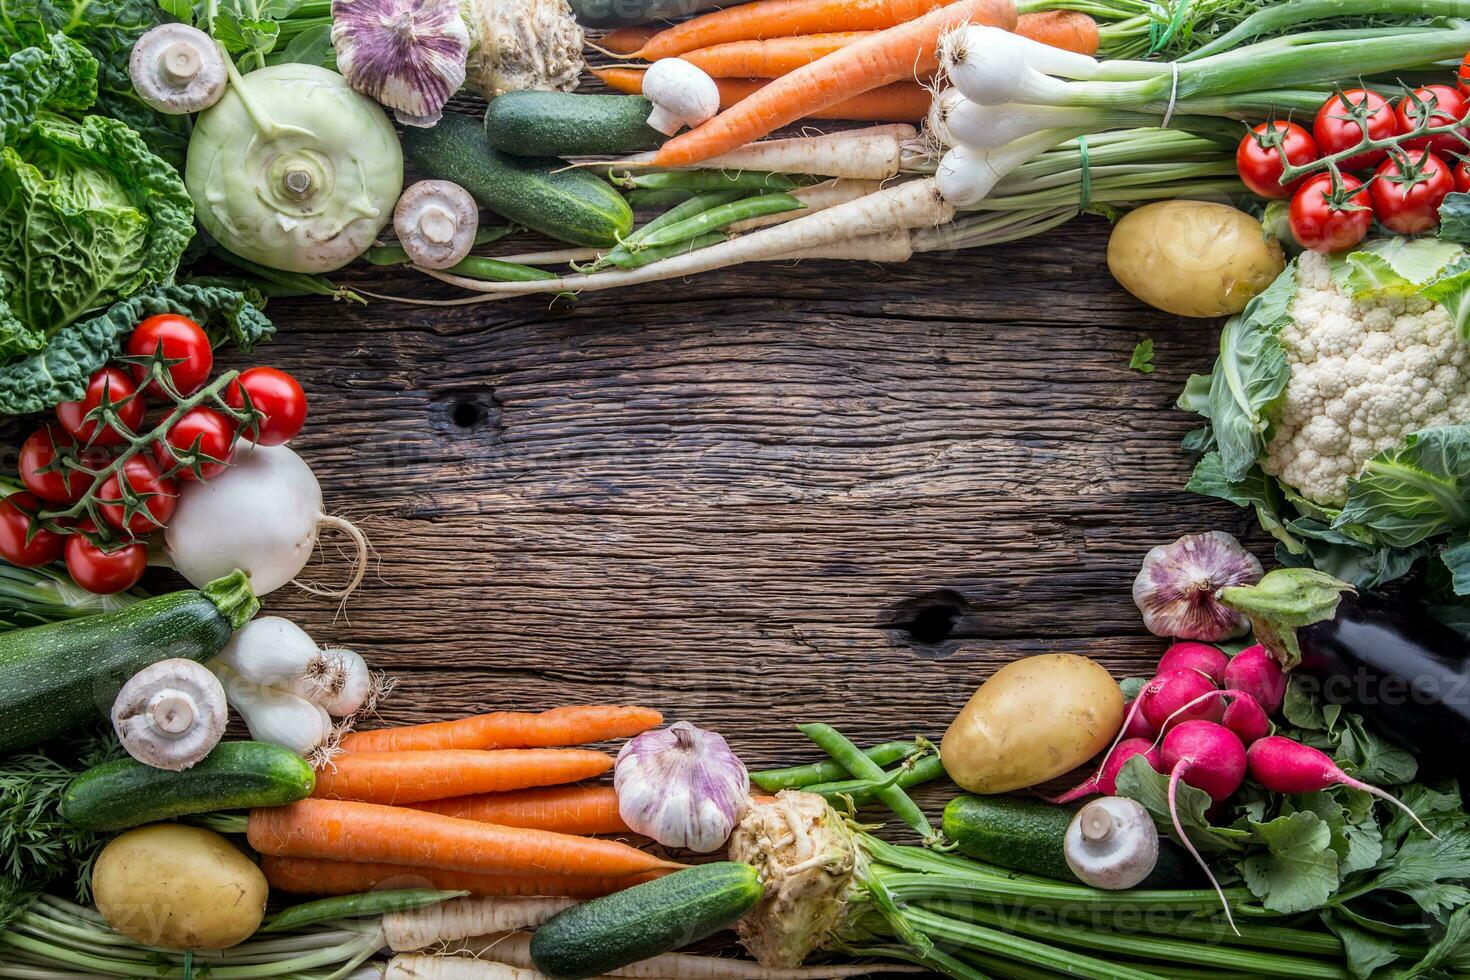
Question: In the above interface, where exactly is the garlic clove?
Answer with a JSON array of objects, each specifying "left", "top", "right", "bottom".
[
  {"left": 1132, "top": 531, "right": 1263, "bottom": 641},
  {"left": 615, "top": 721, "right": 749, "bottom": 853},
  {"left": 331, "top": 0, "right": 469, "bottom": 127}
]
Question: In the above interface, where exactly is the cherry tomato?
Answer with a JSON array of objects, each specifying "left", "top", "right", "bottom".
[
  {"left": 1394, "top": 85, "right": 1470, "bottom": 156},
  {"left": 0, "top": 493, "right": 64, "bottom": 567},
  {"left": 224, "top": 367, "right": 308, "bottom": 446},
  {"left": 65, "top": 522, "right": 146, "bottom": 594},
  {"left": 126, "top": 314, "right": 213, "bottom": 397},
  {"left": 154, "top": 406, "right": 237, "bottom": 481},
  {"left": 1289, "top": 172, "right": 1373, "bottom": 253},
  {"left": 1371, "top": 150, "right": 1455, "bottom": 235},
  {"left": 1236, "top": 121, "right": 1318, "bottom": 199},
  {"left": 19, "top": 425, "right": 104, "bottom": 504},
  {"left": 54, "top": 366, "right": 146, "bottom": 446},
  {"left": 1456, "top": 158, "right": 1470, "bottom": 194},
  {"left": 1458, "top": 51, "right": 1470, "bottom": 96},
  {"left": 97, "top": 456, "right": 177, "bottom": 536},
  {"left": 1313, "top": 90, "right": 1399, "bottom": 170}
]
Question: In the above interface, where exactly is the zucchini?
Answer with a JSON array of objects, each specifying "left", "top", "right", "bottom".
[
  {"left": 0, "top": 571, "right": 257, "bottom": 755},
  {"left": 402, "top": 112, "right": 633, "bottom": 248},
  {"left": 61, "top": 741, "right": 314, "bottom": 831},
  {"left": 486, "top": 92, "right": 664, "bottom": 157},
  {"left": 530, "top": 862, "right": 762, "bottom": 978},
  {"left": 943, "top": 795, "right": 1201, "bottom": 888}
]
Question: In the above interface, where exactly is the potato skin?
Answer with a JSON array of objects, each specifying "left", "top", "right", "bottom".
[
  {"left": 941, "top": 654, "right": 1124, "bottom": 794},
  {"left": 1107, "top": 201, "right": 1285, "bottom": 318},
  {"left": 93, "top": 824, "right": 267, "bottom": 950}
]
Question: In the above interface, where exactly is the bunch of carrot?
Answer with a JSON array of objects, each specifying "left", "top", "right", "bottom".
[
  {"left": 251, "top": 704, "right": 681, "bottom": 900},
  {"left": 593, "top": 0, "right": 1099, "bottom": 155}
]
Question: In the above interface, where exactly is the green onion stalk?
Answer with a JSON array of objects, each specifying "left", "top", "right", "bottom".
[{"left": 0, "top": 561, "right": 145, "bottom": 630}]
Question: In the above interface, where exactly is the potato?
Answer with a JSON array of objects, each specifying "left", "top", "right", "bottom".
[
  {"left": 941, "top": 654, "right": 1124, "bottom": 794},
  {"left": 1107, "top": 201, "right": 1285, "bottom": 318},
  {"left": 93, "top": 824, "right": 267, "bottom": 950}
]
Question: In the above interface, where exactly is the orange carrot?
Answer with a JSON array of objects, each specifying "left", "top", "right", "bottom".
[
  {"left": 679, "top": 32, "right": 877, "bottom": 78},
  {"left": 312, "top": 749, "right": 614, "bottom": 805},
  {"left": 412, "top": 785, "right": 632, "bottom": 836},
  {"left": 260, "top": 855, "right": 663, "bottom": 898},
  {"left": 654, "top": 0, "right": 1016, "bottom": 167},
  {"left": 248, "top": 798, "right": 684, "bottom": 878},
  {"left": 598, "top": 25, "right": 659, "bottom": 55},
  {"left": 1015, "top": 9, "right": 1098, "bottom": 55},
  {"left": 595, "top": 68, "right": 931, "bottom": 122},
  {"left": 340, "top": 705, "right": 663, "bottom": 753},
  {"left": 629, "top": 0, "right": 960, "bottom": 60}
]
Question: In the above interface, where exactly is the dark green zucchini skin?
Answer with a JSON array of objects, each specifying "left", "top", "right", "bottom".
[
  {"left": 0, "top": 571, "right": 257, "bottom": 754},
  {"left": 62, "top": 741, "right": 315, "bottom": 831},
  {"left": 486, "top": 92, "right": 664, "bottom": 157},
  {"left": 570, "top": 0, "right": 731, "bottom": 27},
  {"left": 530, "top": 862, "right": 763, "bottom": 978}
]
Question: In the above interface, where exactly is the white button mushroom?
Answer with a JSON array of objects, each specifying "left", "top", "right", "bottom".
[
  {"left": 641, "top": 58, "right": 721, "bottom": 136},
  {"left": 129, "top": 24, "right": 227, "bottom": 115},
  {"left": 1064, "top": 796, "right": 1160, "bottom": 890},
  {"left": 393, "top": 180, "right": 480, "bottom": 270},
  {"left": 111, "top": 659, "right": 228, "bottom": 771}
]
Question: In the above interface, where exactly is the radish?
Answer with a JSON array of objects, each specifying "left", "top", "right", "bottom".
[
  {"left": 1121, "top": 699, "right": 1155, "bottom": 739},
  {"left": 1220, "top": 693, "right": 1269, "bottom": 745},
  {"left": 164, "top": 443, "right": 367, "bottom": 598},
  {"left": 1048, "top": 737, "right": 1160, "bottom": 804},
  {"left": 1223, "top": 644, "right": 1287, "bottom": 714},
  {"left": 1246, "top": 736, "right": 1435, "bottom": 837},
  {"left": 1157, "top": 642, "right": 1229, "bottom": 685},
  {"left": 1140, "top": 668, "right": 1222, "bottom": 733},
  {"left": 1161, "top": 720, "right": 1247, "bottom": 932}
]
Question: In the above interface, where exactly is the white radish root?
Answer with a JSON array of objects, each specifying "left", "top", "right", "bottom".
[
  {"left": 383, "top": 955, "right": 554, "bottom": 979},
  {"left": 383, "top": 897, "right": 578, "bottom": 952},
  {"left": 771, "top": 230, "right": 914, "bottom": 263},
  {"left": 616, "top": 125, "right": 918, "bottom": 180},
  {"left": 491, "top": 247, "right": 604, "bottom": 265},
  {"left": 728, "top": 179, "right": 883, "bottom": 232}
]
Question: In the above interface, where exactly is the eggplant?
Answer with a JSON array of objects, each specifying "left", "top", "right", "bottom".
[{"left": 1220, "top": 568, "right": 1470, "bottom": 778}]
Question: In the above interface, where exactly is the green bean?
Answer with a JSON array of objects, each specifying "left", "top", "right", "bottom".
[
  {"left": 626, "top": 188, "right": 702, "bottom": 209},
  {"left": 612, "top": 232, "right": 727, "bottom": 269},
  {"left": 636, "top": 193, "right": 804, "bottom": 249},
  {"left": 753, "top": 739, "right": 921, "bottom": 791},
  {"left": 363, "top": 225, "right": 515, "bottom": 266},
  {"left": 443, "top": 256, "right": 556, "bottom": 282},
  {"left": 598, "top": 190, "right": 744, "bottom": 270},
  {"left": 798, "top": 723, "right": 939, "bottom": 844},
  {"left": 619, "top": 169, "right": 797, "bottom": 192},
  {"left": 260, "top": 889, "right": 465, "bottom": 933},
  {"left": 807, "top": 753, "right": 946, "bottom": 807}
]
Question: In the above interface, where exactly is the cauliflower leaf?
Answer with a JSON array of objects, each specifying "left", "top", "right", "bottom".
[{"left": 1336, "top": 426, "right": 1470, "bottom": 549}]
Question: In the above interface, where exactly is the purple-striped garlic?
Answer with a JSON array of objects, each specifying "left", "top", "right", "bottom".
[
  {"left": 330, "top": 0, "right": 468, "bottom": 127},
  {"left": 615, "top": 722, "right": 749, "bottom": 852}
]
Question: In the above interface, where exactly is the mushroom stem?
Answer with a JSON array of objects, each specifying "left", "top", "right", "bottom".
[
  {"left": 1077, "top": 802, "right": 1114, "bottom": 844},
  {"left": 148, "top": 689, "right": 198, "bottom": 736},
  {"left": 160, "top": 42, "right": 202, "bottom": 84},
  {"left": 418, "top": 205, "right": 459, "bottom": 245}
]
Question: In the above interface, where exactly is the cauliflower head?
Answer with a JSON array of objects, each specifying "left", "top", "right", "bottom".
[{"left": 1263, "top": 250, "right": 1470, "bottom": 507}]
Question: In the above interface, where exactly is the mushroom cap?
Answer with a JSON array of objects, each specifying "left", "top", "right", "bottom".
[
  {"left": 1064, "top": 796, "right": 1159, "bottom": 890},
  {"left": 111, "top": 658, "right": 228, "bottom": 772},
  {"left": 393, "top": 180, "right": 479, "bottom": 270},
  {"left": 129, "top": 24, "right": 227, "bottom": 115},
  {"left": 642, "top": 58, "right": 721, "bottom": 135}
]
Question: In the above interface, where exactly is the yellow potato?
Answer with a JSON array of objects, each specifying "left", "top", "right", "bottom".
[
  {"left": 1107, "top": 201, "right": 1285, "bottom": 318},
  {"left": 93, "top": 824, "right": 267, "bottom": 950},
  {"left": 941, "top": 654, "right": 1124, "bottom": 794}
]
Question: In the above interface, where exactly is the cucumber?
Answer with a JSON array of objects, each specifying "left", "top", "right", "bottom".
[
  {"left": 61, "top": 741, "right": 314, "bottom": 831},
  {"left": 486, "top": 92, "right": 664, "bottom": 157},
  {"left": 402, "top": 112, "right": 633, "bottom": 248},
  {"left": 943, "top": 795, "right": 1201, "bottom": 888},
  {"left": 530, "top": 862, "right": 762, "bottom": 978},
  {"left": 0, "top": 571, "right": 257, "bottom": 755}
]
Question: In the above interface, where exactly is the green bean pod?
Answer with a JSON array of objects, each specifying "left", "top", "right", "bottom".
[{"left": 636, "top": 194, "right": 805, "bottom": 250}]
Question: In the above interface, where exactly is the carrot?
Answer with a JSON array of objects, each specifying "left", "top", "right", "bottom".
[
  {"left": 312, "top": 749, "right": 615, "bottom": 805},
  {"left": 678, "top": 32, "right": 877, "bottom": 77},
  {"left": 340, "top": 704, "right": 663, "bottom": 753},
  {"left": 628, "top": 0, "right": 960, "bottom": 60},
  {"left": 653, "top": 0, "right": 1017, "bottom": 167},
  {"left": 1015, "top": 9, "right": 1098, "bottom": 55},
  {"left": 598, "top": 25, "right": 659, "bottom": 55},
  {"left": 260, "top": 855, "right": 662, "bottom": 898},
  {"left": 249, "top": 798, "right": 683, "bottom": 878},
  {"left": 412, "top": 785, "right": 631, "bottom": 836},
  {"left": 595, "top": 68, "right": 930, "bottom": 122}
]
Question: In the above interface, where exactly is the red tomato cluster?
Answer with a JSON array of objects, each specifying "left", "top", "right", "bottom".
[
  {"left": 1236, "top": 76, "right": 1470, "bottom": 253},
  {"left": 1, "top": 314, "right": 308, "bottom": 594}
]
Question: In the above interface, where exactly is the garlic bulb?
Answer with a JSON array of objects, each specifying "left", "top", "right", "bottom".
[
  {"left": 1133, "top": 531, "right": 1263, "bottom": 640},
  {"left": 615, "top": 722, "right": 749, "bottom": 852},
  {"left": 331, "top": 0, "right": 469, "bottom": 127}
]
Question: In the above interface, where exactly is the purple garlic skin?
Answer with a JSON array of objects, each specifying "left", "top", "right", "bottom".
[
  {"left": 331, "top": 0, "right": 468, "bottom": 127},
  {"left": 615, "top": 721, "right": 749, "bottom": 853},
  {"left": 1133, "top": 531, "right": 1263, "bottom": 641}
]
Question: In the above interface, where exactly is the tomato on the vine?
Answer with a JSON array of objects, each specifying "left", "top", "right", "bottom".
[
  {"left": 1313, "top": 90, "right": 1399, "bottom": 170},
  {"left": 65, "top": 521, "right": 146, "bottom": 594},
  {"left": 97, "top": 456, "right": 177, "bottom": 536},
  {"left": 1456, "top": 158, "right": 1470, "bottom": 194},
  {"left": 1394, "top": 85, "right": 1470, "bottom": 157},
  {"left": 224, "top": 367, "right": 308, "bottom": 446},
  {"left": 1458, "top": 51, "right": 1470, "bottom": 96},
  {"left": 1236, "top": 121, "right": 1318, "bottom": 199},
  {"left": 1289, "top": 172, "right": 1373, "bottom": 253},
  {"left": 19, "top": 425, "right": 104, "bottom": 504},
  {"left": 55, "top": 366, "right": 145, "bottom": 446},
  {"left": 1372, "top": 150, "right": 1455, "bottom": 235},
  {"left": 0, "top": 492, "right": 64, "bottom": 567},
  {"left": 126, "top": 314, "right": 213, "bottom": 397},
  {"left": 154, "top": 406, "right": 237, "bottom": 481}
]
